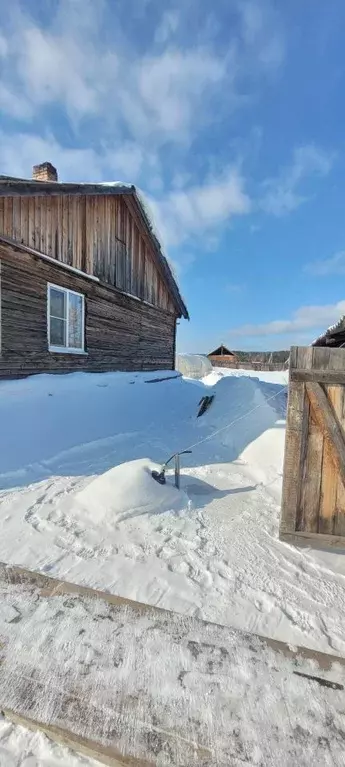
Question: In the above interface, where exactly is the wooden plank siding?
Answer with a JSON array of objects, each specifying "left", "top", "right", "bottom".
[
  {"left": 280, "top": 346, "right": 345, "bottom": 548},
  {"left": 0, "top": 242, "right": 176, "bottom": 378},
  {"left": 0, "top": 194, "right": 175, "bottom": 314}
]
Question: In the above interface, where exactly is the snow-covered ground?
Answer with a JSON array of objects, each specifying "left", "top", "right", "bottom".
[{"left": 1, "top": 366, "right": 345, "bottom": 766}]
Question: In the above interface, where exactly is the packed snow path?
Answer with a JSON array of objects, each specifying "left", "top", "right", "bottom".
[{"left": 1, "top": 368, "right": 345, "bottom": 765}]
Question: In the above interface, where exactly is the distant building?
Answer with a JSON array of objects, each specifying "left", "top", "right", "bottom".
[{"left": 208, "top": 345, "right": 238, "bottom": 367}]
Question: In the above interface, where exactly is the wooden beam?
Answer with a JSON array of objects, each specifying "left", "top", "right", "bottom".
[
  {"left": 4, "top": 563, "right": 345, "bottom": 669},
  {"left": 1, "top": 709, "right": 143, "bottom": 767},
  {"left": 280, "top": 381, "right": 308, "bottom": 535},
  {"left": 3, "top": 562, "right": 345, "bottom": 766},
  {"left": 280, "top": 530, "right": 345, "bottom": 549},
  {"left": 291, "top": 370, "right": 345, "bottom": 384},
  {"left": 306, "top": 382, "right": 345, "bottom": 489}
]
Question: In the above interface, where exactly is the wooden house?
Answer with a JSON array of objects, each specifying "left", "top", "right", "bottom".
[
  {"left": 208, "top": 345, "right": 237, "bottom": 367},
  {"left": 0, "top": 162, "right": 188, "bottom": 378}
]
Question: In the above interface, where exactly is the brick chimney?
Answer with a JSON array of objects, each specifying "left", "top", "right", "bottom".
[{"left": 32, "top": 162, "right": 58, "bottom": 182}]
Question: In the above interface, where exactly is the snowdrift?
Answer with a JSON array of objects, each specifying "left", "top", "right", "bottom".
[
  {"left": 191, "top": 374, "right": 285, "bottom": 465},
  {"left": 75, "top": 458, "right": 187, "bottom": 525},
  {"left": 0, "top": 371, "right": 201, "bottom": 484},
  {"left": 0, "top": 369, "right": 285, "bottom": 491}
]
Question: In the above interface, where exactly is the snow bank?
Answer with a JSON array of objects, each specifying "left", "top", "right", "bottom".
[
  {"left": 0, "top": 369, "right": 285, "bottom": 490},
  {"left": 0, "top": 371, "right": 202, "bottom": 486},
  {"left": 205, "top": 366, "right": 289, "bottom": 386},
  {"left": 5, "top": 364, "right": 345, "bottom": 767},
  {"left": 193, "top": 374, "right": 285, "bottom": 464}
]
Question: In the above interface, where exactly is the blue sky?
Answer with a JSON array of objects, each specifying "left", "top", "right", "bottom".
[{"left": 1, "top": 0, "right": 345, "bottom": 352}]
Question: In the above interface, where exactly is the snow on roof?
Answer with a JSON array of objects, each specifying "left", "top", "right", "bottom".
[
  {"left": 134, "top": 187, "right": 186, "bottom": 304},
  {"left": 98, "top": 181, "right": 134, "bottom": 188},
  {"left": 312, "top": 314, "right": 345, "bottom": 346}
]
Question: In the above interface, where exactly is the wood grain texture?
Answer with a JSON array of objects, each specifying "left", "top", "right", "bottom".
[
  {"left": 298, "top": 416, "right": 322, "bottom": 533},
  {"left": 209, "top": 358, "right": 288, "bottom": 371},
  {"left": 291, "top": 370, "right": 345, "bottom": 384},
  {"left": 1, "top": 564, "right": 345, "bottom": 767},
  {"left": 280, "top": 357, "right": 309, "bottom": 536},
  {"left": 319, "top": 385, "right": 341, "bottom": 534},
  {"left": 306, "top": 382, "right": 345, "bottom": 490},
  {"left": 319, "top": 352, "right": 345, "bottom": 537},
  {"left": 0, "top": 241, "right": 176, "bottom": 377},
  {"left": 280, "top": 531, "right": 345, "bottom": 550},
  {"left": 2, "top": 710, "right": 136, "bottom": 767},
  {"left": 280, "top": 346, "right": 345, "bottom": 548},
  {"left": 4, "top": 563, "right": 345, "bottom": 669},
  {"left": 0, "top": 193, "right": 182, "bottom": 316},
  {"left": 334, "top": 386, "right": 345, "bottom": 536},
  {"left": 309, "top": 349, "right": 333, "bottom": 535}
]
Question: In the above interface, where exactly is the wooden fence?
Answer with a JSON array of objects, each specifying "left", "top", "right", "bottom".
[
  {"left": 210, "top": 359, "right": 288, "bottom": 372},
  {"left": 280, "top": 346, "right": 345, "bottom": 549}
]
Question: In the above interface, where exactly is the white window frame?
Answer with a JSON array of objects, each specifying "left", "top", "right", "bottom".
[{"left": 47, "top": 283, "right": 85, "bottom": 354}]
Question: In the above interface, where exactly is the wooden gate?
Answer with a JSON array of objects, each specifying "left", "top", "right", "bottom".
[{"left": 280, "top": 346, "right": 345, "bottom": 548}]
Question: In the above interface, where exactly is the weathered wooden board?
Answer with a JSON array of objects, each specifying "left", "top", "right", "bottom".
[
  {"left": 0, "top": 241, "right": 176, "bottom": 377},
  {"left": 209, "top": 356, "right": 287, "bottom": 372},
  {"left": 280, "top": 346, "right": 345, "bottom": 548},
  {"left": 1, "top": 564, "right": 345, "bottom": 766},
  {"left": 0, "top": 192, "right": 178, "bottom": 315}
]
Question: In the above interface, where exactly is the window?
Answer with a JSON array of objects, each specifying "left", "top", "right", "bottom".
[{"left": 48, "top": 284, "right": 85, "bottom": 353}]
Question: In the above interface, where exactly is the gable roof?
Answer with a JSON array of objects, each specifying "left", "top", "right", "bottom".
[
  {"left": 0, "top": 176, "right": 188, "bottom": 320},
  {"left": 208, "top": 345, "right": 235, "bottom": 357}
]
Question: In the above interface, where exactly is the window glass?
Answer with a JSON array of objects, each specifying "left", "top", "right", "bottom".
[
  {"left": 48, "top": 285, "right": 84, "bottom": 352},
  {"left": 50, "top": 288, "right": 66, "bottom": 319},
  {"left": 68, "top": 292, "right": 83, "bottom": 349},
  {"left": 50, "top": 317, "right": 66, "bottom": 347}
]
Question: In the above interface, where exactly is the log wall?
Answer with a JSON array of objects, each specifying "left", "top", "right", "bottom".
[
  {"left": 0, "top": 194, "right": 175, "bottom": 314},
  {"left": 0, "top": 242, "right": 176, "bottom": 377}
]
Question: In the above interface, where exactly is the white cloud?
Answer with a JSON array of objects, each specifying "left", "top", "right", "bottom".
[
  {"left": 0, "top": 130, "right": 250, "bottom": 252},
  {"left": 0, "top": 128, "right": 163, "bottom": 188},
  {"left": 306, "top": 251, "right": 345, "bottom": 276},
  {"left": 0, "top": 84, "right": 32, "bottom": 119},
  {"left": 237, "top": 0, "right": 285, "bottom": 70},
  {"left": 1, "top": 4, "right": 226, "bottom": 145},
  {"left": 0, "top": 0, "right": 285, "bottom": 149},
  {"left": 107, "top": 143, "right": 145, "bottom": 180},
  {"left": 229, "top": 300, "right": 345, "bottom": 338},
  {"left": 127, "top": 49, "right": 226, "bottom": 139},
  {"left": 17, "top": 26, "right": 118, "bottom": 119},
  {"left": 261, "top": 144, "right": 334, "bottom": 216},
  {"left": 148, "top": 168, "right": 251, "bottom": 246},
  {"left": 0, "top": 0, "right": 289, "bottom": 267},
  {"left": 0, "top": 131, "right": 106, "bottom": 181},
  {"left": 155, "top": 10, "right": 180, "bottom": 44}
]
